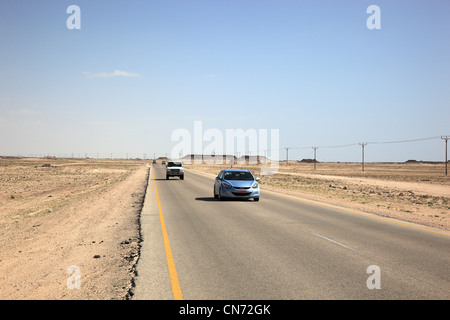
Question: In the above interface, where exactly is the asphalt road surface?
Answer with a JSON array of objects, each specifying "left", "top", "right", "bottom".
[{"left": 133, "top": 164, "right": 449, "bottom": 300}]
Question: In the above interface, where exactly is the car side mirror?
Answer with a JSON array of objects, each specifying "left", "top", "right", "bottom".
[
  {"left": 255, "top": 177, "right": 260, "bottom": 181},
  {"left": 216, "top": 176, "right": 221, "bottom": 180}
]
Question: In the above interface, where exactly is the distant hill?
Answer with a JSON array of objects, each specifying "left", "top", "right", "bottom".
[
  {"left": 299, "top": 159, "right": 319, "bottom": 163},
  {"left": 405, "top": 160, "right": 445, "bottom": 164},
  {"left": 177, "top": 154, "right": 271, "bottom": 164}
]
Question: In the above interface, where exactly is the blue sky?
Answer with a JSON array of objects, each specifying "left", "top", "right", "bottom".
[{"left": 0, "top": 0, "right": 449, "bottom": 162}]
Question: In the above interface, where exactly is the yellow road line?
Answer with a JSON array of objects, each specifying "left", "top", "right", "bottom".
[
  {"left": 152, "top": 167, "right": 183, "bottom": 300},
  {"left": 263, "top": 189, "right": 450, "bottom": 237}
]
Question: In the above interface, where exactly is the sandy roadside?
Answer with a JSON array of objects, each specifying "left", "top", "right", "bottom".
[
  {"left": 275, "top": 171, "right": 450, "bottom": 198},
  {"left": 0, "top": 161, "right": 149, "bottom": 300}
]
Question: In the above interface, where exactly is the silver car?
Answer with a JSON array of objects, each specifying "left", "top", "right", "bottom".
[{"left": 214, "top": 169, "right": 260, "bottom": 201}]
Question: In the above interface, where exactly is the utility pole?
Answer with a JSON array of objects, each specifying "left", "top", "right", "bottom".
[
  {"left": 313, "top": 147, "right": 318, "bottom": 170},
  {"left": 442, "top": 136, "right": 449, "bottom": 176},
  {"left": 359, "top": 143, "right": 367, "bottom": 172},
  {"left": 285, "top": 147, "right": 290, "bottom": 166}
]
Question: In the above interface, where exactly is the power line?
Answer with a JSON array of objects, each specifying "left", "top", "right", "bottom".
[
  {"left": 287, "top": 136, "right": 441, "bottom": 151},
  {"left": 318, "top": 143, "right": 359, "bottom": 149},
  {"left": 365, "top": 136, "right": 441, "bottom": 145}
]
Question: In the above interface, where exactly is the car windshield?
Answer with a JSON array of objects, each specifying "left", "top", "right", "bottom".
[
  {"left": 168, "top": 162, "right": 182, "bottom": 167},
  {"left": 224, "top": 171, "right": 254, "bottom": 181}
]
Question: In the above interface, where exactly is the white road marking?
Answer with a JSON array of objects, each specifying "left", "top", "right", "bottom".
[{"left": 312, "top": 233, "right": 355, "bottom": 251}]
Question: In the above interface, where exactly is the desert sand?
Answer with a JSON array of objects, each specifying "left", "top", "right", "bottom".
[{"left": 0, "top": 158, "right": 149, "bottom": 299}]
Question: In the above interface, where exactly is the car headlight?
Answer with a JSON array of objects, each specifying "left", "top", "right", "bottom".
[
  {"left": 222, "top": 181, "right": 232, "bottom": 188},
  {"left": 251, "top": 182, "right": 259, "bottom": 189}
]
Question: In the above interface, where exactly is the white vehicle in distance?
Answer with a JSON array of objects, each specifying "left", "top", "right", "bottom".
[{"left": 166, "top": 161, "right": 184, "bottom": 180}]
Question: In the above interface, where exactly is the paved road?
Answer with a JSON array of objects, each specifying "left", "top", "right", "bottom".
[{"left": 133, "top": 164, "right": 450, "bottom": 300}]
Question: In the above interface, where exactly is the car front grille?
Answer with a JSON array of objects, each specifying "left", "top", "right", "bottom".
[{"left": 232, "top": 192, "right": 251, "bottom": 196}]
